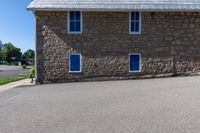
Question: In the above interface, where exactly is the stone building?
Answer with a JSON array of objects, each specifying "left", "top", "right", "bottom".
[{"left": 27, "top": 0, "right": 200, "bottom": 84}]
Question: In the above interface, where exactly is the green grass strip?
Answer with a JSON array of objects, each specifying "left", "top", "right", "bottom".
[{"left": 0, "top": 75, "right": 29, "bottom": 85}]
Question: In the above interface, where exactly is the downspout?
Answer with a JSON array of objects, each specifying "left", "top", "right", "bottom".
[
  {"left": 33, "top": 11, "right": 38, "bottom": 84},
  {"left": 81, "top": 36, "right": 83, "bottom": 81},
  {"left": 81, "top": 11, "right": 83, "bottom": 81}
]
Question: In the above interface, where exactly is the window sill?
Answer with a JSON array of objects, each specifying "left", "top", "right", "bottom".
[
  {"left": 69, "top": 71, "right": 82, "bottom": 73},
  {"left": 129, "top": 70, "right": 141, "bottom": 73},
  {"left": 129, "top": 32, "right": 141, "bottom": 35},
  {"left": 68, "top": 32, "right": 82, "bottom": 34}
]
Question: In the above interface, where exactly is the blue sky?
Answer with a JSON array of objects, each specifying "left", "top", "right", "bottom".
[{"left": 0, "top": 0, "right": 34, "bottom": 52}]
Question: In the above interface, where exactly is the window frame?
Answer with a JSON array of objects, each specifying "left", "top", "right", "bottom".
[
  {"left": 129, "top": 53, "right": 142, "bottom": 73},
  {"left": 129, "top": 12, "right": 141, "bottom": 34},
  {"left": 68, "top": 54, "right": 82, "bottom": 73},
  {"left": 67, "top": 11, "right": 83, "bottom": 34}
]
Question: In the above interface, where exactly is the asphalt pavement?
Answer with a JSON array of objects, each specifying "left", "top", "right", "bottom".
[
  {"left": 0, "top": 65, "right": 29, "bottom": 78},
  {"left": 0, "top": 76, "right": 200, "bottom": 133},
  {"left": 0, "top": 69, "right": 29, "bottom": 78}
]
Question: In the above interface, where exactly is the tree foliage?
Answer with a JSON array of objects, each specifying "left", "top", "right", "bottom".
[
  {"left": 23, "top": 49, "right": 35, "bottom": 60},
  {"left": 0, "top": 40, "right": 2, "bottom": 60},
  {"left": 0, "top": 41, "right": 35, "bottom": 65},
  {"left": 0, "top": 43, "right": 22, "bottom": 63},
  {"left": 0, "top": 40, "right": 2, "bottom": 48},
  {"left": 22, "top": 49, "right": 35, "bottom": 65}
]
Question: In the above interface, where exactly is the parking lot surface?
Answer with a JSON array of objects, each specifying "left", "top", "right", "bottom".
[{"left": 0, "top": 76, "right": 200, "bottom": 133}]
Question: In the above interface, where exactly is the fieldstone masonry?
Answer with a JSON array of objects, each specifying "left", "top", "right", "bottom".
[{"left": 36, "top": 11, "right": 200, "bottom": 84}]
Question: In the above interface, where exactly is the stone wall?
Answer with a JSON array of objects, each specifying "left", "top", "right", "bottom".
[{"left": 36, "top": 11, "right": 200, "bottom": 84}]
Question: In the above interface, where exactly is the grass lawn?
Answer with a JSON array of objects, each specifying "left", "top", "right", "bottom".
[
  {"left": 0, "top": 75, "right": 29, "bottom": 85},
  {"left": 21, "top": 65, "right": 34, "bottom": 70}
]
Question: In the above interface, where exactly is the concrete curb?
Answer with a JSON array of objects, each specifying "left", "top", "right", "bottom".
[{"left": 0, "top": 79, "right": 35, "bottom": 92}]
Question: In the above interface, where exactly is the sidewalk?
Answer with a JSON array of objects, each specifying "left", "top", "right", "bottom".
[{"left": 0, "top": 78, "right": 34, "bottom": 92}]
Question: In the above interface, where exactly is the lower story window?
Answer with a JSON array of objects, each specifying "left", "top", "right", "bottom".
[
  {"left": 69, "top": 54, "right": 81, "bottom": 73},
  {"left": 129, "top": 53, "right": 141, "bottom": 72}
]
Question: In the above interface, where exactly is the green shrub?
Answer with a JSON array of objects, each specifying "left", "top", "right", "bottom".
[
  {"left": 1, "top": 61, "right": 9, "bottom": 65},
  {"left": 22, "top": 65, "right": 26, "bottom": 69},
  {"left": 29, "top": 68, "right": 35, "bottom": 78}
]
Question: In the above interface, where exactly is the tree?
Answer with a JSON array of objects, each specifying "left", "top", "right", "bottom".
[
  {"left": 23, "top": 49, "right": 35, "bottom": 65},
  {"left": 1, "top": 43, "right": 22, "bottom": 63},
  {"left": 0, "top": 40, "right": 3, "bottom": 49},
  {"left": 0, "top": 49, "right": 2, "bottom": 61},
  {"left": 0, "top": 40, "right": 2, "bottom": 48},
  {"left": 0, "top": 40, "right": 2, "bottom": 61},
  {"left": 23, "top": 49, "right": 35, "bottom": 60}
]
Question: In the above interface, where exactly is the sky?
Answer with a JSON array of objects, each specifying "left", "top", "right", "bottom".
[{"left": 0, "top": 0, "right": 34, "bottom": 53}]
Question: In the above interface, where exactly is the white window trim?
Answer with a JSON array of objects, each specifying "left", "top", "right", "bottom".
[
  {"left": 129, "top": 53, "right": 142, "bottom": 73},
  {"left": 129, "top": 12, "right": 141, "bottom": 35},
  {"left": 67, "top": 11, "right": 83, "bottom": 34},
  {"left": 68, "top": 54, "right": 82, "bottom": 73}
]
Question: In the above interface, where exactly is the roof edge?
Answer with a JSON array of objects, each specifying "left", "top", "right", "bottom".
[{"left": 27, "top": 7, "right": 200, "bottom": 12}]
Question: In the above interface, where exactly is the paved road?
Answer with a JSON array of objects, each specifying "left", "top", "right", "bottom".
[
  {"left": 0, "top": 76, "right": 200, "bottom": 133},
  {"left": 0, "top": 65, "right": 29, "bottom": 78},
  {"left": 0, "top": 69, "right": 29, "bottom": 78},
  {"left": 0, "top": 65, "right": 21, "bottom": 71}
]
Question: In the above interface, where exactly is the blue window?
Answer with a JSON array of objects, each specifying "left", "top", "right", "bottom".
[
  {"left": 129, "top": 53, "right": 141, "bottom": 72},
  {"left": 69, "top": 54, "right": 81, "bottom": 72},
  {"left": 68, "top": 11, "right": 82, "bottom": 33},
  {"left": 130, "top": 12, "right": 141, "bottom": 34}
]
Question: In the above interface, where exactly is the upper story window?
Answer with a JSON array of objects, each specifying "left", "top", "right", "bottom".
[
  {"left": 129, "top": 12, "right": 141, "bottom": 34},
  {"left": 68, "top": 11, "right": 82, "bottom": 34}
]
